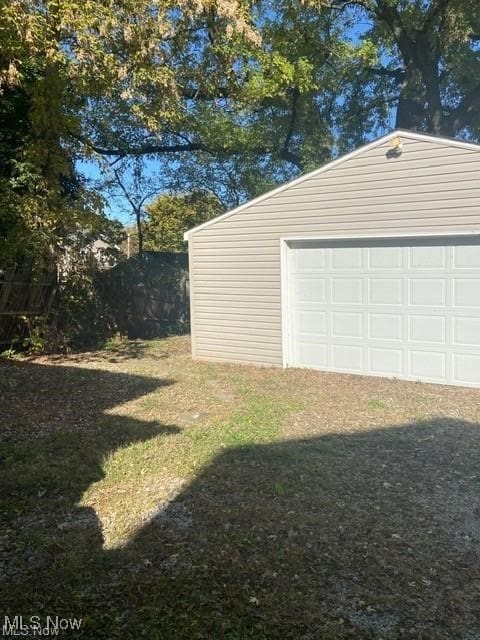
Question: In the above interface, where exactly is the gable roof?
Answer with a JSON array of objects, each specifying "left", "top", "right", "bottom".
[{"left": 184, "top": 129, "right": 480, "bottom": 240}]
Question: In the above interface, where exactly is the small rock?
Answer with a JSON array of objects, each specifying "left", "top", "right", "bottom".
[{"left": 181, "top": 411, "right": 207, "bottom": 424}]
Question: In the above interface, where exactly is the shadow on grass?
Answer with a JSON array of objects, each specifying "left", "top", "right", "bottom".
[
  {"left": 0, "top": 358, "right": 179, "bottom": 629},
  {"left": 0, "top": 357, "right": 176, "bottom": 442},
  {"left": 40, "top": 338, "right": 171, "bottom": 364},
  {"left": 112, "top": 418, "right": 480, "bottom": 640},
  {"left": 1, "top": 363, "right": 480, "bottom": 639}
]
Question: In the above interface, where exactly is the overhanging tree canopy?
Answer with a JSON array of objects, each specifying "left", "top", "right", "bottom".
[
  {"left": 1, "top": 0, "right": 479, "bottom": 215},
  {"left": 325, "top": 0, "right": 480, "bottom": 138}
]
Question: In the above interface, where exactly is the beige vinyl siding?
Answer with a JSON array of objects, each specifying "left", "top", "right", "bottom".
[{"left": 188, "top": 136, "right": 480, "bottom": 365}]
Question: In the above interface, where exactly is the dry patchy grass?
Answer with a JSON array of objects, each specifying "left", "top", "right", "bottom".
[{"left": 1, "top": 336, "right": 480, "bottom": 639}]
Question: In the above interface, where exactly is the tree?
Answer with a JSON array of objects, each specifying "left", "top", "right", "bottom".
[
  {"left": 0, "top": 0, "right": 268, "bottom": 257},
  {"left": 311, "top": 0, "right": 480, "bottom": 139},
  {"left": 3, "top": 0, "right": 480, "bottom": 260},
  {"left": 0, "top": 8, "right": 106, "bottom": 268},
  {"left": 109, "top": 166, "right": 154, "bottom": 257},
  {"left": 0, "top": 0, "right": 342, "bottom": 184},
  {"left": 0, "top": 1, "right": 262, "bottom": 157},
  {"left": 0, "top": 0, "right": 382, "bottom": 210},
  {"left": 144, "top": 191, "right": 223, "bottom": 252}
]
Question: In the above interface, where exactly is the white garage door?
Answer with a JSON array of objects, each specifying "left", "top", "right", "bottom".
[{"left": 285, "top": 237, "right": 480, "bottom": 387}]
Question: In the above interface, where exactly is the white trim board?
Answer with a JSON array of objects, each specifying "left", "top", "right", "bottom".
[
  {"left": 280, "top": 230, "right": 480, "bottom": 243},
  {"left": 184, "top": 129, "right": 480, "bottom": 240}
]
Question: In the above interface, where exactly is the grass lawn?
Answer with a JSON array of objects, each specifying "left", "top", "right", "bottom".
[{"left": 1, "top": 335, "right": 480, "bottom": 639}]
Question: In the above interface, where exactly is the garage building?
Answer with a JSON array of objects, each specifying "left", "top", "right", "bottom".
[{"left": 185, "top": 130, "right": 480, "bottom": 388}]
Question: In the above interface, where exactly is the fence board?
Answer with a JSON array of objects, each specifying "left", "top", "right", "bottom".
[
  {"left": 95, "top": 252, "right": 189, "bottom": 339},
  {"left": 0, "top": 264, "right": 57, "bottom": 345}
]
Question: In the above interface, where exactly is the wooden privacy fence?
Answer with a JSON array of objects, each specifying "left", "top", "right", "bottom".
[
  {"left": 0, "top": 264, "right": 57, "bottom": 346},
  {"left": 95, "top": 251, "right": 189, "bottom": 339},
  {"left": 0, "top": 252, "right": 189, "bottom": 349}
]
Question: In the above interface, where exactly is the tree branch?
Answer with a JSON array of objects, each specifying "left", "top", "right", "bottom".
[
  {"left": 367, "top": 67, "right": 406, "bottom": 82},
  {"left": 112, "top": 169, "right": 140, "bottom": 213},
  {"left": 279, "top": 147, "right": 304, "bottom": 170},
  {"left": 446, "top": 81, "right": 480, "bottom": 134},
  {"left": 282, "top": 88, "right": 301, "bottom": 162},
  {"left": 266, "top": 86, "right": 305, "bottom": 172},
  {"left": 329, "top": 0, "right": 370, "bottom": 10},
  {"left": 374, "top": 0, "right": 417, "bottom": 65},
  {"left": 181, "top": 86, "right": 231, "bottom": 101},
  {"left": 422, "top": 0, "right": 452, "bottom": 32},
  {"left": 72, "top": 132, "right": 306, "bottom": 170},
  {"left": 72, "top": 133, "right": 208, "bottom": 158}
]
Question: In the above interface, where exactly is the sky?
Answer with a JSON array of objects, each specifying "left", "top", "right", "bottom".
[{"left": 78, "top": 157, "right": 170, "bottom": 226}]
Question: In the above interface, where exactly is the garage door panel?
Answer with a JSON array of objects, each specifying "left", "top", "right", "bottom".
[
  {"left": 331, "top": 279, "right": 362, "bottom": 304},
  {"left": 296, "top": 248, "right": 327, "bottom": 271},
  {"left": 408, "top": 315, "right": 446, "bottom": 343},
  {"left": 454, "top": 245, "right": 480, "bottom": 269},
  {"left": 297, "top": 310, "right": 327, "bottom": 336},
  {"left": 332, "top": 344, "right": 363, "bottom": 372},
  {"left": 408, "top": 246, "right": 447, "bottom": 269},
  {"left": 295, "top": 342, "right": 328, "bottom": 367},
  {"left": 453, "top": 279, "right": 480, "bottom": 307},
  {"left": 331, "top": 312, "right": 363, "bottom": 338},
  {"left": 331, "top": 247, "right": 363, "bottom": 269},
  {"left": 453, "top": 354, "right": 480, "bottom": 385},
  {"left": 296, "top": 278, "right": 327, "bottom": 303},
  {"left": 453, "top": 317, "right": 480, "bottom": 346},
  {"left": 368, "top": 247, "right": 403, "bottom": 270},
  {"left": 287, "top": 237, "right": 480, "bottom": 387},
  {"left": 369, "top": 348, "right": 403, "bottom": 375},
  {"left": 368, "top": 313, "right": 403, "bottom": 340},
  {"left": 409, "top": 350, "right": 447, "bottom": 380},
  {"left": 409, "top": 279, "right": 447, "bottom": 306},
  {"left": 368, "top": 279, "right": 403, "bottom": 305}
]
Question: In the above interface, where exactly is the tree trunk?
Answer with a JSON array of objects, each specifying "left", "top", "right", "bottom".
[
  {"left": 417, "top": 44, "right": 445, "bottom": 135},
  {"left": 374, "top": 2, "right": 447, "bottom": 136}
]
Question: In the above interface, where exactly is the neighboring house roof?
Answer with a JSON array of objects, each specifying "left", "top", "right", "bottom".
[{"left": 184, "top": 129, "right": 480, "bottom": 240}]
